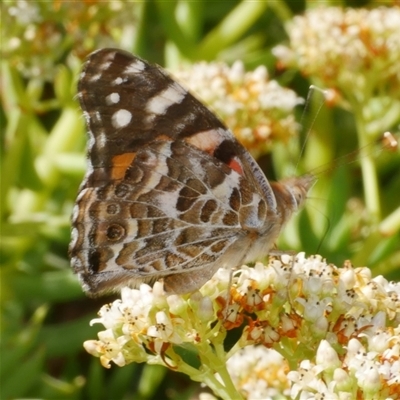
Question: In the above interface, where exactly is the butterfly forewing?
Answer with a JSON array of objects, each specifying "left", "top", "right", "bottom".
[
  {"left": 78, "top": 49, "right": 226, "bottom": 168},
  {"left": 70, "top": 48, "right": 313, "bottom": 296}
]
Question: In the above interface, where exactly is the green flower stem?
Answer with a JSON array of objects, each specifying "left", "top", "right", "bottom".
[
  {"left": 214, "top": 341, "right": 242, "bottom": 397},
  {"left": 159, "top": 316, "right": 242, "bottom": 399},
  {"left": 268, "top": 0, "right": 293, "bottom": 22},
  {"left": 197, "top": 1, "right": 269, "bottom": 60},
  {"left": 155, "top": 0, "right": 196, "bottom": 59},
  {"left": 225, "top": 341, "right": 245, "bottom": 362},
  {"left": 353, "top": 106, "right": 381, "bottom": 223},
  {"left": 197, "top": 340, "right": 243, "bottom": 400},
  {"left": 352, "top": 230, "right": 382, "bottom": 266},
  {"left": 379, "top": 206, "right": 400, "bottom": 236},
  {"left": 169, "top": 343, "right": 243, "bottom": 400},
  {"left": 175, "top": 0, "right": 203, "bottom": 44},
  {"left": 191, "top": 326, "right": 243, "bottom": 400},
  {"left": 186, "top": 363, "right": 234, "bottom": 400}
]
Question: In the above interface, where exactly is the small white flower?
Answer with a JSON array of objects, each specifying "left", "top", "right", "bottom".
[
  {"left": 356, "top": 364, "right": 382, "bottom": 394},
  {"left": 316, "top": 340, "right": 341, "bottom": 371},
  {"left": 147, "top": 311, "right": 184, "bottom": 345},
  {"left": 333, "top": 368, "right": 353, "bottom": 392}
]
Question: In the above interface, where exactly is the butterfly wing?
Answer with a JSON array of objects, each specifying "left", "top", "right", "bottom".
[{"left": 70, "top": 49, "right": 283, "bottom": 295}]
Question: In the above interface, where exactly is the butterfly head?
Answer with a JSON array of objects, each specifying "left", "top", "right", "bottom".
[{"left": 270, "top": 174, "right": 315, "bottom": 223}]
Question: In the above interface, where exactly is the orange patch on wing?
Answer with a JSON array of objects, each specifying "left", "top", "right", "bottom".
[
  {"left": 228, "top": 157, "right": 244, "bottom": 175},
  {"left": 111, "top": 152, "right": 136, "bottom": 180}
]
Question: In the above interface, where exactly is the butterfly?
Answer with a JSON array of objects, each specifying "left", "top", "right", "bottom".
[{"left": 69, "top": 48, "right": 315, "bottom": 296}]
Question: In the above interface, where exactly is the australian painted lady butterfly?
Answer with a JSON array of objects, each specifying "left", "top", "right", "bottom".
[{"left": 69, "top": 49, "right": 314, "bottom": 296}]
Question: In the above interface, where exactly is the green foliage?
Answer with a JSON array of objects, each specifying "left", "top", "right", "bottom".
[{"left": 1, "top": 1, "right": 399, "bottom": 399}]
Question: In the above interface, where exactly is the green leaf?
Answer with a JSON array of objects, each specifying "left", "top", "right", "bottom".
[{"left": 0, "top": 347, "right": 46, "bottom": 398}]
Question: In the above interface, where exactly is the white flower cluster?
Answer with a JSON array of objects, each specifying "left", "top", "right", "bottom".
[
  {"left": 84, "top": 253, "right": 400, "bottom": 399},
  {"left": 3, "top": 1, "right": 138, "bottom": 80},
  {"left": 172, "top": 61, "right": 303, "bottom": 157},
  {"left": 287, "top": 335, "right": 400, "bottom": 399},
  {"left": 226, "top": 254, "right": 400, "bottom": 399},
  {"left": 226, "top": 346, "right": 290, "bottom": 399},
  {"left": 273, "top": 7, "right": 400, "bottom": 105},
  {"left": 84, "top": 282, "right": 207, "bottom": 368}
]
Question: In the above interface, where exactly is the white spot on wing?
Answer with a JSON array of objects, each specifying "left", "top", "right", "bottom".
[
  {"left": 87, "top": 129, "right": 95, "bottom": 152},
  {"left": 82, "top": 110, "right": 90, "bottom": 124},
  {"left": 105, "top": 243, "right": 125, "bottom": 270},
  {"left": 106, "top": 92, "right": 120, "bottom": 105},
  {"left": 76, "top": 188, "right": 89, "bottom": 203},
  {"left": 70, "top": 227, "right": 79, "bottom": 248},
  {"left": 124, "top": 59, "right": 145, "bottom": 74},
  {"left": 146, "top": 82, "right": 186, "bottom": 116},
  {"left": 112, "top": 109, "right": 132, "bottom": 128},
  {"left": 158, "top": 190, "right": 179, "bottom": 219},
  {"left": 212, "top": 170, "right": 241, "bottom": 203},
  {"left": 89, "top": 73, "right": 102, "bottom": 82},
  {"left": 71, "top": 205, "right": 80, "bottom": 223},
  {"left": 126, "top": 219, "right": 138, "bottom": 240},
  {"left": 100, "top": 61, "right": 112, "bottom": 70},
  {"left": 97, "top": 129, "right": 107, "bottom": 148},
  {"left": 185, "top": 128, "right": 227, "bottom": 154},
  {"left": 113, "top": 77, "right": 124, "bottom": 85}
]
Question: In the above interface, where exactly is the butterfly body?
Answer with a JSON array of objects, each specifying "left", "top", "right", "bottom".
[{"left": 69, "top": 49, "right": 314, "bottom": 296}]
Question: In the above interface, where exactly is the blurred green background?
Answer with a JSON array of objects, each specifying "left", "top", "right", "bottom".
[{"left": 1, "top": 1, "right": 399, "bottom": 399}]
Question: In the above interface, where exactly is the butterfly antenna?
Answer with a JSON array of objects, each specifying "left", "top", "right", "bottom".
[
  {"left": 296, "top": 85, "right": 330, "bottom": 173},
  {"left": 306, "top": 131, "right": 398, "bottom": 179}
]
